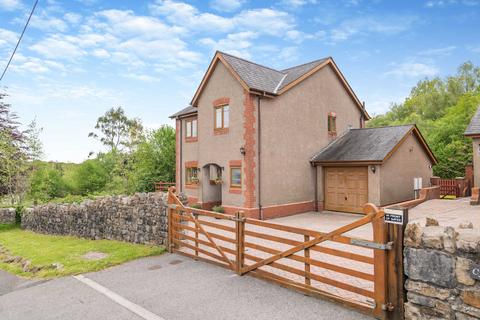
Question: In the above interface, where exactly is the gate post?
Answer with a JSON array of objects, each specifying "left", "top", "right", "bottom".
[
  {"left": 167, "top": 187, "right": 176, "bottom": 253},
  {"left": 372, "top": 209, "right": 388, "bottom": 320},
  {"left": 235, "top": 211, "right": 245, "bottom": 275},
  {"left": 386, "top": 207, "right": 408, "bottom": 320}
]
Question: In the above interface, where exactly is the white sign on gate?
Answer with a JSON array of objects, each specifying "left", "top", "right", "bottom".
[{"left": 384, "top": 208, "right": 404, "bottom": 225}]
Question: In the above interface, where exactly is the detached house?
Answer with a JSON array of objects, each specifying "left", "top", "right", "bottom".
[{"left": 170, "top": 51, "right": 437, "bottom": 219}]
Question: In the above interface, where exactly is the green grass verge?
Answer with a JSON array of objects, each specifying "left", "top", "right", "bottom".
[{"left": 0, "top": 224, "right": 165, "bottom": 278}]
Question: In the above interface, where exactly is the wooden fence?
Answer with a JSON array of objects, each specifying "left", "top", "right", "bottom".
[
  {"left": 430, "top": 177, "right": 470, "bottom": 198},
  {"left": 167, "top": 187, "right": 405, "bottom": 320}
]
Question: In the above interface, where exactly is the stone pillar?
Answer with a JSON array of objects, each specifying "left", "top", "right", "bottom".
[{"left": 404, "top": 218, "right": 480, "bottom": 319}]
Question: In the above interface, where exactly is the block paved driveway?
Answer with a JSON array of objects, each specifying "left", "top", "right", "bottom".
[{"left": 0, "top": 254, "right": 372, "bottom": 320}]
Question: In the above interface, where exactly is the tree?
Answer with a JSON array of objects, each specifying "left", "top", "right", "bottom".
[
  {"left": 0, "top": 92, "right": 29, "bottom": 204},
  {"left": 131, "top": 125, "right": 176, "bottom": 192},
  {"left": 70, "top": 159, "right": 108, "bottom": 195},
  {"left": 368, "top": 62, "right": 480, "bottom": 178},
  {"left": 29, "top": 163, "right": 67, "bottom": 202},
  {"left": 88, "top": 107, "right": 144, "bottom": 153}
]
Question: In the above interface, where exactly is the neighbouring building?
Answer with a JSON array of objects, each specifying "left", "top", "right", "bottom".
[
  {"left": 465, "top": 106, "right": 480, "bottom": 187},
  {"left": 170, "top": 51, "right": 437, "bottom": 219}
]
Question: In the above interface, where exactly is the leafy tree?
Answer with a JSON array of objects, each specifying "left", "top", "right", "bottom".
[
  {"left": 368, "top": 62, "right": 480, "bottom": 178},
  {"left": 88, "top": 107, "right": 144, "bottom": 153},
  {"left": 131, "top": 125, "right": 176, "bottom": 192},
  {"left": 29, "top": 164, "right": 67, "bottom": 202},
  {"left": 0, "top": 92, "right": 30, "bottom": 204},
  {"left": 70, "top": 159, "right": 108, "bottom": 195}
]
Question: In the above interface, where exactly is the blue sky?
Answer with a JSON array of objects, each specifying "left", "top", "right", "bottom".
[{"left": 0, "top": 0, "right": 479, "bottom": 162}]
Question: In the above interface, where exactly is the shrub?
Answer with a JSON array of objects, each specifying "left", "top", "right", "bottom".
[
  {"left": 190, "top": 203, "right": 202, "bottom": 209},
  {"left": 15, "top": 205, "right": 24, "bottom": 224},
  {"left": 212, "top": 205, "right": 224, "bottom": 213}
]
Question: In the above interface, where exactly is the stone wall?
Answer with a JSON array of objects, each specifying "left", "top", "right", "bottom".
[
  {"left": 404, "top": 218, "right": 480, "bottom": 319},
  {"left": 0, "top": 208, "right": 15, "bottom": 224},
  {"left": 22, "top": 193, "right": 186, "bottom": 246}
]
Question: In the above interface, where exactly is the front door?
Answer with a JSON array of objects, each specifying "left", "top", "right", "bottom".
[{"left": 325, "top": 166, "right": 368, "bottom": 213}]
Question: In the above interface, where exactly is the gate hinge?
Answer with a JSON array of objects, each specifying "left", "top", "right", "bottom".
[
  {"left": 385, "top": 302, "right": 395, "bottom": 312},
  {"left": 350, "top": 239, "right": 393, "bottom": 250}
]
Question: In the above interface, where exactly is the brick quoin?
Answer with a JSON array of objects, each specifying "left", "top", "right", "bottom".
[
  {"left": 243, "top": 90, "right": 256, "bottom": 208},
  {"left": 175, "top": 120, "right": 181, "bottom": 191}
]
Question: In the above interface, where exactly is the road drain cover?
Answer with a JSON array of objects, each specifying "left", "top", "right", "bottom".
[
  {"left": 148, "top": 265, "right": 163, "bottom": 270},
  {"left": 169, "top": 259, "right": 183, "bottom": 265}
]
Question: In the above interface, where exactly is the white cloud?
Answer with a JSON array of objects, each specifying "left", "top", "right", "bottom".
[
  {"left": 385, "top": 62, "right": 439, "bottom": 78},
  {"left": 418, "top": 46, "right": 457, "bottom": 57},
  {"left": 26, "top": 10, "right": 69, "bottom": 32},
  {"left": 280, "top": 0, "right": 317, "bottom": 8},
  {"left": 150, "top": 1, "right": 295, "bottom": 36},
  {"left": 425, "top": 0, "right": 479, "bottom": 7},
  {"left": 210, "top": 0, "right": 243, "bottom": 12},
  {"left": 30, "top": 36, "right": 86, "bottom": 59},
  {"left": 0, "top": 28, "right": 17, "bottom": 48},
  {"left": 285, "top": 30, "right": 319, "bottom": 43},
  {"left": 0, "top": 0, "right": 21, "bottom": 11},
  {"left": 278, "top": 46, "right": 298, "bottom": 62},
  {"left": 11, "top": 54, "right": 67, "bottom": 74},
  {"left": 330, "top": 15, "right": 418, "bottom": 42},
  {"left": 468, "top": 45, "right": 480, "bottom": 53},
  {"left": 91, "top": 48, "right": 110, "bottom": 58},
  {"left": 200, "top": 31, "right": 258, "bottom": 59},
  {"left": 124, "top": 73, "right": 159, "bottom": 82},
  {"left": 64, "top": 12, "right": 82, "bottom": 24}
]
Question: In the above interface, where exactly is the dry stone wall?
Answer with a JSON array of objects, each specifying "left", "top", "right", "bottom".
[
  {"left": 404, "top": 219, "right": 480, "bottom": 319},
  {"left": 0, "top": 208, "right": 15, "bottom": 224},
  {"left": 22, "top": 193, "right": 186, "bottom": 246}
]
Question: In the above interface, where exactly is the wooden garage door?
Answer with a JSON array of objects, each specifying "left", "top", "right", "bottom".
[{"left": 325, "top": 167, "right": 368, "bottom": 214}]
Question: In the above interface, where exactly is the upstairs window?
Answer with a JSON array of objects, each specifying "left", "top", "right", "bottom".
[
  {"left": 328, "top": 113, "right": 336, "bottom": 135},
  {"left": 185, "top": 118, "right": 198, "bottom": 141},
  {"left": 214, "top": 105, "right": 229, "bottom": 130}
]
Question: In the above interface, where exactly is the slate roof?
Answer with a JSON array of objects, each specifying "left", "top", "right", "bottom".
[
  {"left": 465, "top": 106, "right": 480, "bottom": 136},
  {"left": 311, "top": 125, "right": 415, "bottom": 163},
  {"left": 169, "top": 105, "right": 197, "bottom": 119},
  {"left": 219, "top": 52, "right": 328, "bottom": 94}
]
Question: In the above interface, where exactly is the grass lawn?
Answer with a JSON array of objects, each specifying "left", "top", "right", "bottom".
[{"left": 0, "top": 224, "right": 165, "bottom": 278}]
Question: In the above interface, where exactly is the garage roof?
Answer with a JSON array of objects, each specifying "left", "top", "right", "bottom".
[
  {"left": 311, "top": 124, "right": 437, "bottom": 164},
  {"left": 465, "top": 106, "right": 480, "bottom": 137}
]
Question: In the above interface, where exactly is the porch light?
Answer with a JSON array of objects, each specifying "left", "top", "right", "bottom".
[
  {"left": 370, "top": 165, "right": 376, "bottom": 174},
  {"left": 240, "top": 146, "right": 246, "bottom": 155}
]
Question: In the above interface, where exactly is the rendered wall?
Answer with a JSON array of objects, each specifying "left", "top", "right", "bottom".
[
  {"left": 380, "top": 133, "right": 433, "bottom": 206},
  {"left": 260, "top": 64, "right": 363, "bottom": 207}
]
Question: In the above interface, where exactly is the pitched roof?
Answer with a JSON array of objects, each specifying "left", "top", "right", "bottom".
[
  {"left": 279, "top": 58, "right": 329, "bottom": 91},
  {"left": 169, "top": 105, "right": 197, "bottom": 119},
  {"left": 220, "top": 52, "right": 286, "bottom": 94},
  {"left": 464, "top": 106, "right": 480, "bottom": 136},
  {"left": 311, "top": 125, "right": 437, "bottom": 164},
  {"left": 189, "top": 51, "right": 370, "bottom": 119}
]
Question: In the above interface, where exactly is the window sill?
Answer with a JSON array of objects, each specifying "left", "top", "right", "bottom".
[
  {"left": 328, "top": 131, "right": 337, "bottom": 137},
  {"left": 185, "top": 184, "right": 199, "bottom": 189},
  {"left": 185, "top": 137, "right": 198, "bottom": 143},
  {"left": 214, "top": 128, "right": 229, "bottom": 135},
  {"left": 229, "top": 187, "right": 242, "bottom": 194}
]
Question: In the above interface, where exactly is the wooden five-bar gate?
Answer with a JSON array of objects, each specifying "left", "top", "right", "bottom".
[{"left": 167, "top": 187, "right": 405, "bottom": 319}]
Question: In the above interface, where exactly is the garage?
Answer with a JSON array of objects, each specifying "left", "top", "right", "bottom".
[
  {"left": 325, "top": 167, "right": 368, "bottom": 213},
  {"left": 311, "top": 125, "right": 438, "bottom": 213}
]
